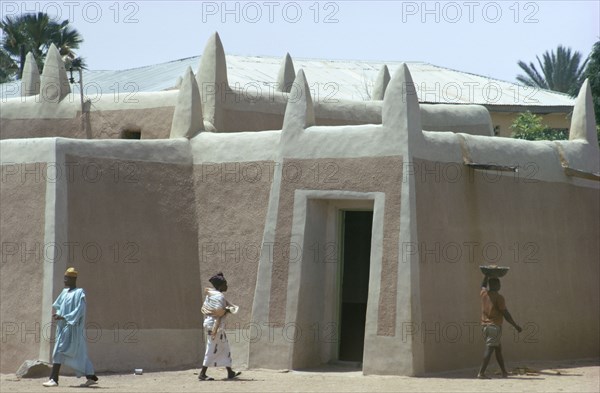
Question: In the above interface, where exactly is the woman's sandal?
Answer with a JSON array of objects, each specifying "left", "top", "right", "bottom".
[
  {"left": 227, "top": 371, "right": 242, "bottom": 380},
  {"left": 198, "top": 374, "right": 214, "bottom": 381}
]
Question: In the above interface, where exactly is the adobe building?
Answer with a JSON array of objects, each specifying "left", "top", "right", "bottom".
[
  {"left": 1, "top": 36, "right": 575, "bottom": 140},
  {"left": 1, "top": 34, "right": 598, "bottom": 376}
]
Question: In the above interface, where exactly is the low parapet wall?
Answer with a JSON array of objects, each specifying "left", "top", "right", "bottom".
[{"left": 1, "top": 34, "right": 494, "bottom": 141}]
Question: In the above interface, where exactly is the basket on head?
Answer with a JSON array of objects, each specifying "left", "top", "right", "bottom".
[{"left": 479, "top": 265, "right": 509, "bottom": 278}]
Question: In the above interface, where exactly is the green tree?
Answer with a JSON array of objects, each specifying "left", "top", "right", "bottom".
[
  {"left": 517, "top": 45, "right": 589, "bottom": 96},
  {"left": 583, "top": 40, "right": 600, "bottom": 126},
  {"left": 512, "top": 111, "right": 600, "bottom": 147},
  {"left": 0, "top": 47, "right": 17, "bottom": 83},
  {"left": 0, "top": 12, "right": 83, "bottom": 80},
  {"left": 510, "top": 112, "right": 569, "bottom": 141}
]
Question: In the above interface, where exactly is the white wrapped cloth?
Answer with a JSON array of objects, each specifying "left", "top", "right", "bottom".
[{"left": 201, "top": 288, "right": 238, "bottom": 338}]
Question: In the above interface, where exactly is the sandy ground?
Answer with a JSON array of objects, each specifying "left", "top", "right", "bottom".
[{"left": 1, "top": 359, "right": 598, "bottom": 393}]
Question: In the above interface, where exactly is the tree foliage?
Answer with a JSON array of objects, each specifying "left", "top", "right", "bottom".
[
  {"left": 517, "top": 45, "right": 588, "bottom": 97},
  {"left": 510, "top": 112, "right": 568, "bottom": 141},
  {"left": 0, "top": 12, "right": 83, "bottom": 81},
  {"left": 511, "top": 111, "right": 600, "bottom": 147},
  {"left": 584, "top": 40, "right": 600, "bottom": 126},
  {"left": 0, "top": 47, "right": 17, "bottom": 83}
]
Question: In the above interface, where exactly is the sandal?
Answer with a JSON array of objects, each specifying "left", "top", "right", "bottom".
[
  {"left": 227, "top": 371, "right": 242, "bottom": 380},
  {"left": 198, "top": 374, "right": 214, "bottom": 381}
]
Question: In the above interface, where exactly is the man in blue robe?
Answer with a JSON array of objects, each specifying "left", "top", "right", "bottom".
[{"left": 43, "top": 267, "right": 99, "bottom": 387}]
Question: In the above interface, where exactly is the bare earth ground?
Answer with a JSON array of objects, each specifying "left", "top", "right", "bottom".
[{"left": 1, "top": 359, "right": 598, "bottom": 393}]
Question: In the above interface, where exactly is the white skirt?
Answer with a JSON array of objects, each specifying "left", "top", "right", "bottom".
[{"left": 203, "top": 330, "right": 232, "bottom": 367}]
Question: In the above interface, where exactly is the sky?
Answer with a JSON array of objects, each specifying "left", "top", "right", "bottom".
[{"left": 1, "top": 0, "right": 599, "bottom": 83}]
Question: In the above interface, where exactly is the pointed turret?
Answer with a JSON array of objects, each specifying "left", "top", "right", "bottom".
[
  {"left": 382, "top": 64, "right": 422, "bottom": 141},
  {"left": 371, "top": 65, "right": 390, "bottom": 100},
  {"left": 170, "top": 67, "right": 204, "bottom": 139},
  {"left": 569, "top": 79, "right": 598, "bottom": 146},
  {"left": 39, "top": 43, "right": 71, "bottom": 102},
  {"left": 21, "top": 52, "right": 40, "bottom": 97},
  {"left": 196, "top": 32, "right": 230, "bottom": 131},
  {"left": 282, "top": 69, "right": 315, "bottom": 136},
  {"left": 276, "top": 53, "right": 296, "bottom": 93}
]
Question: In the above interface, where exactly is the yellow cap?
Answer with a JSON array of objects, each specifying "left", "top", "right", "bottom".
[{"left": 64, "top": 267, "right": 78, "bottom": 277}]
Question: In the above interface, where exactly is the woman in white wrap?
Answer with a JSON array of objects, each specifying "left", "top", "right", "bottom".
[{"left": 199, "top": 272, "right": 241, "bottom": 381}]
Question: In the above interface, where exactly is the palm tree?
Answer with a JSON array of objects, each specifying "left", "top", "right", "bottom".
[
  {"left": 584, "top": 40, "right": 600, "bottom": 126},
  {"left": 517, "top": 45, "right": 589, "bottom": 97},
  {"left": 0, "top": 47, "right": 18, "bottom": 83},
  {"left": 0, "top": 12, "right": 83, "bottom": 80}
]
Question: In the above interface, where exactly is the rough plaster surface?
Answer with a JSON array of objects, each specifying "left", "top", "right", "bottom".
[
  {"left": 193, "top": 161, "right": 274, "bottom": 328},
  {"left": 268, "top": 157, "right": 402, "bottom": 336},
  {"left": 88, "top": 107, "right": 176, "bottom": 140},
  {"left": 0, "top": 107, "right": 176, "bottom": 140},
  {"left": 0, "top": 138, "right": 57, "bottom": 163},
  {"left": 65, "top": 155, "right": 200, "bottom": 329},
  {"left": 59, "top": 155, "right": 202, "bottom": 370},
  {"left": 191, "top": 131, "right": 280, "bottom": 164},
  {"left": 222, "top": 109, "right": 286, "bottom": 132},
  {"left": 1, "top": 117, "right": 86, "bottom": 139},
  {"left": 0, "top": 163, "right": 47, "bottom": 372},
  {"left": 414, "top": 158, "right": 600, "bottom": 372},
  {"left": 87, "top": 329, "right": 203, "bottom": 372}
]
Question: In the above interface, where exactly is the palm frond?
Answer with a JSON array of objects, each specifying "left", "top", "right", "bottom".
[
  {"left": 1, "top": 12, "right": 84, "bottom": 78},
  {"left": 517, "top": 45, "right": 588, "bottom": 96}
]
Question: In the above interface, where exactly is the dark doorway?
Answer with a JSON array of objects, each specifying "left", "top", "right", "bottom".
[{"left": 338, "top": 210, "right": 373, "bottom": 362}]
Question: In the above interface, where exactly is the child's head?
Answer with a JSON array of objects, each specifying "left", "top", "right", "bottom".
[{"left": 209, "top": 272, "right": 228, "bottom": 292}]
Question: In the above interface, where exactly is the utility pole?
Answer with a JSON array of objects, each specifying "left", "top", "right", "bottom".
[
  {"left": 69, "top": 64, "right": 87, "bottom": 137},
  {"left": 78, "top": 67, "right": 86, "bottom": 137}
]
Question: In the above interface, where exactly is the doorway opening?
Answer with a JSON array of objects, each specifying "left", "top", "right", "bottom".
[{"left": 338, "top": 210, "right": 373, "bottom": 362}]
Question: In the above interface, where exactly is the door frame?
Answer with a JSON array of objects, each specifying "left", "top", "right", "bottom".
[{"left": 285, "top": 190, "right": 385, "bottom": 369}]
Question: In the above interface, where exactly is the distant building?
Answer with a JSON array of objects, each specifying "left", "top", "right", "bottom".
[{"left": 1, "top": 40, "right": 573, "bottom": 139}]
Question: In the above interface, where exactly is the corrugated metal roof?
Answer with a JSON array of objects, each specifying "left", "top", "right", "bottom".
[{"left": 1, "top": 54, "right": 575, "bottom": 108}]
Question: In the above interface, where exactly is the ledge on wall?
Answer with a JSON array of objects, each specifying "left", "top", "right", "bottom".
[{"left": 463, "top": 161, "right": 518, "bottom": 172}]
